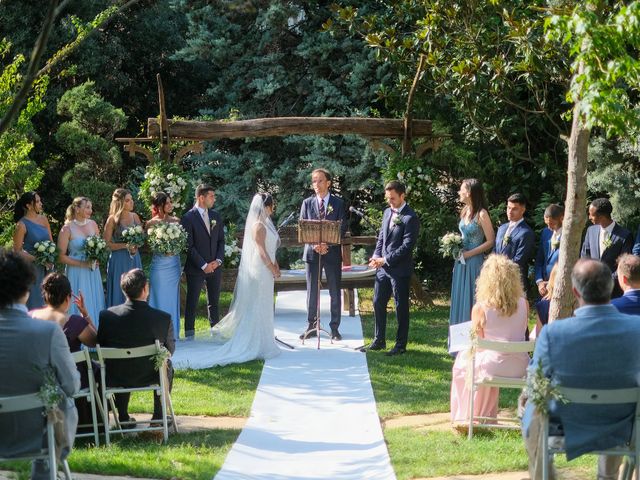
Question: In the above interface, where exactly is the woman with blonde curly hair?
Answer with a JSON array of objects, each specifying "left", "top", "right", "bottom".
[{"left": 450, "top": 254, "right": 530, "bottom": 428}]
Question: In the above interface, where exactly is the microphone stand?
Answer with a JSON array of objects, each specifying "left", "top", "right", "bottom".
[
  {"left": 350, "top": 208, "right": 377, "bottom": 231},
  {"left": 274, "top": 211, "right": 296, "bottom": 350}
]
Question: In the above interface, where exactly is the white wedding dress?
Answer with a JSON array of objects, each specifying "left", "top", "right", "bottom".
[{"left": 172, "top": 195, "right": 282, "bottom": 369}]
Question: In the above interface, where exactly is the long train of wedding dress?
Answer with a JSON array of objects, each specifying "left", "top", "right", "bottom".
[{"left": 172, "top": 195, "right": 281, "bottom": 369}]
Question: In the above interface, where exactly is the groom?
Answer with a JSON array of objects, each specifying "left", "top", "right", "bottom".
[
  {"left": 299, "top": 168, "right": 347, "bottom": 340},
  {"left": 181, "top": 184, "right": 225, "bottom": 339}
]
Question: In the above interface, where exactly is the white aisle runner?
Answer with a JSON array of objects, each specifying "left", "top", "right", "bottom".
[{"left": 214, "top": 290, "right": 396, "bottom": 480}]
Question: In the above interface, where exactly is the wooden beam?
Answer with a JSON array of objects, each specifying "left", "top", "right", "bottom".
[{"left": 147, "top": 117, "right": 432, "bottom": 140}]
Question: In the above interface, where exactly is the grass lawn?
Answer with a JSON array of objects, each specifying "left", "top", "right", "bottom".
[{"left": 3, "top": 289, "right": 599, "bottom": 479}]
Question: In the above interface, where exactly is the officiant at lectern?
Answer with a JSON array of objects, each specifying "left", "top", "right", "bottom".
[{"left": 299, "top": 168, "right": 347, "bottom": 341}]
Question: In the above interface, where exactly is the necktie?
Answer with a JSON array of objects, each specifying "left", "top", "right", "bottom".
[
  {"left": 599, "top": 228, "right": 608, "bottom": 257},
  {"left": 318, "top": 199, "right": 325, "bottom": 218},
  {"left": 505, "top": 221, "right": 516, "bottom": 238},
  {"left": 202, "top": 209, "right": 210, "bottom": 233}
]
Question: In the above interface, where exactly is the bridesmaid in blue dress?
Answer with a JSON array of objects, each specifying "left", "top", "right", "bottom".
[
  {"left": 12, "top": 191, "right": 53, "bottom": 310},
  {"left": 104, "top": 188, "right": 143, "bottom": 307},
  {"left": 146, "top": 192, "right": 182, "bottom": 339},
  {"left": 449, "top": 179, "right": 495, "bottom": 326},
  {"left": 57, "top": 197, "right": 106, "bottom": 328}
]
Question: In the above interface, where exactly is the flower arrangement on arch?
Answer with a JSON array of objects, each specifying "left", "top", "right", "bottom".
[{"left": 138, "top": 162, "right": 189, "bottom": 215}]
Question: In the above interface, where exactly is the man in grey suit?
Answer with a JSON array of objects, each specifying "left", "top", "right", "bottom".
[
  {"left": 521, "top": 259, "right": 640, "bottom": 480},
  {"left": 0, "top": 250, "right": 80, "bottom": 480}
]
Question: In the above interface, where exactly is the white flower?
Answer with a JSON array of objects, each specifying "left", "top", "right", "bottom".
[
  {"left": 37, "top": 244, "right": 46, "bottom": 252},
  {"left": 48, "top": 246, "right": 55, "bottom": 253},
  {"left": 157, "top": 232, "right": 164, "bottom": 239},
  {"left": 148, "top": 228, "right": 154, "bottom": 236},
  {"left": 87, "top": 239, "right": 95, "bottom": 248},
  {"left": 135, "top": 225, "right": 143, "bottom": 233},
  {"left": 167, "top": 173, "right": 174, "bottom": 179}
]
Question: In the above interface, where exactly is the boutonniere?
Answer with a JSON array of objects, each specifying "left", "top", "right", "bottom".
[
  {"left": 393, "top": 214, "right": 403, "bottom": 226},
  {"left": 326, "top": 204, "right": 334, "bottom": 216},
  {"left": 502, "top": 234, "right": 511, "bottom": 247},
  {"left": 210, "top": 219, "right": 217, "bottom": 229},
  {"left": 551, "top": 238, "right": 560, "bottom": 251},
  {"left": 602, "top": 234, "right": 612, "bottom": 250}
]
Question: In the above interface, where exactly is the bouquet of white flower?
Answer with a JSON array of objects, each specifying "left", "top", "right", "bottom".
[
  {"left": 82, "top": 235, "right": 109, "bottom": 270},
  {"left": 121, "top": 225, "right": 146, "bottom": 249},
  {"left": 439, "top": 232, "right": 463, "bottom": 259},
  {"left": 147, "top": 223, "right": 188, "bottom": 256},
  {"left": 32, "top": 240, "right": 57, "bottom": 267}
]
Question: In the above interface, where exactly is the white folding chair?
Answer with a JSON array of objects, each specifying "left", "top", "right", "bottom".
[
  {"left": 541, "top": 386, "right": 640, "bottom": 480},
  {"left": 468, "top": 338, "right": 535, "bottom": 439},
  {"left": 0, "top": 392, "right": 72, "bottom": 480},
  {"left": 96, "top": 340, "right": 177, "bottom": 445},
  {"left": 70, "top": 349, "right": 101, "bottom": 446}
]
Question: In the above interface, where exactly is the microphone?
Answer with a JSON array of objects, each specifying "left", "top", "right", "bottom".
[
  {"left": 277, "top": 211, "right": 296, "bottom": 230},
  {"left": 349, "top": 206, "right": 366, "bottom": 218}
]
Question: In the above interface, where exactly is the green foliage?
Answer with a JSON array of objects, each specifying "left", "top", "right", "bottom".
[
  {"left": 138, "top": 161, "right": 190, "bottom": 216},
  {"left": 0, "top": 43, "right": 47, "bottom": 245},
  {"left": 55, "top": 81, "right": 127, "bottom": 222}
]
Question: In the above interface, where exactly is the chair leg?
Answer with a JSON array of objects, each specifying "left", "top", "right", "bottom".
[
  {"left": 166, "top": 388, "right": 179, "bottom": 434},
  {"left": 541, "top": 417, "right": 549, "bottom": 480},
  {"left": 468, "top": 384, "right": 475, "bottom": 440},
  {"left": 62, "top": 459, "right": 72, "bottom": 480},
  {"left": 88, "top": 392, "right": 100, "bottom": 446},
  {"left": 46, "top": 422, "right": 57, "bottom": 480}
]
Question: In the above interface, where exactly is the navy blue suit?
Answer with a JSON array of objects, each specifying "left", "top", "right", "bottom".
[
  {"left": 633, "top": 225, "right": 640, "bottom": 256},
  {"left": 300, "top": 194, "right": 347, "bottom": 330},
  {"left": 372, "top": 204, "right": 420, "bottom": 349},
  {"left": 180, "top": 206, "right": 225, "bottom": 335},
  {"left": 534, "top": 227, "right": 560, "bottom": 284},
  {"left": 611, "top": 289, "right": 640, "bottom": 316},
  {"left": 494, "top": 220, "right": 535, "bottom": 287},
  {"left": 581, "top": 223, "right": 633, "bottom": 298}
]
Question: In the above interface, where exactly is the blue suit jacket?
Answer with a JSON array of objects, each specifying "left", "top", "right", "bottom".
[
  {"left": 522, "top": 304, "right": 640, "bottom": 459},
  {"left": 299, "top": 194, "right": 347, "bottom": 265},
  {"left": 611, "top": 290, "right": 640, "bottom": 316},
  {"left": 373, "top": 204, "right": 420, "bottom": 278},
  {"left": 534, "top": 228, "right": 560, "bottom": 283},
  {"left": 633, "top": 225, "right": 640, "bottom": 256},
  {"left": 581, "top": 223, "right": 633, "bottom": 274},
  {"left": 180, "top": 206, "right": 225, "bottom": 275},
  {"left": 494, "top": 220, "right": 535, "bottom": 282}
]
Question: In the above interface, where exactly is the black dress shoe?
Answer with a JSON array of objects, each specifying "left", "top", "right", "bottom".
[
  {"left": 299, "top": 326, "right": 318, "bottom": 339},
  {"left": 385, "top": 346, "right": 407, "bottom": 356},
  {"left": 331, "top": 329, "right": 342, "bottom": 341},
  {"left": 358, "top": 341, "right": 386, "bottom": 352}
]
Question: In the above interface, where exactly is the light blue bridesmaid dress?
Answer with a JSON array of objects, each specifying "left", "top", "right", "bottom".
[
  {"left": 449, "top": 216, "right": 486, "bottom": 326},
  {"left": 149, "top": 252, "right": 182, "bottom": 339},
  {"left": 20, "top": 218, "right": 50, "bottom": 310},
  {"left": 65, "top": 224, "right": 106, "bottom": 328},
  {"left": 106, "top": 222, "right": 142, "bottom": 307}
]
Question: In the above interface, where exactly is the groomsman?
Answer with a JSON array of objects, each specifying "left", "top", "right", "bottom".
[
  {"left": 362, "top": 181, "right": 420, "bottom": 356},
  {"left": 299, "top": 168, "right": 347, "bottom": 341},
  {"left": 534, "top": 204, "right": 564, "bottom": 297},
  {"left": 181, "top": 184, "right": 225, "bottom": 339},
  {"left": 494, "top": 193, "right": 535, "bottom": 288},
  {"left": 580, "top": 197, "right": 633, "bottom": 298}
]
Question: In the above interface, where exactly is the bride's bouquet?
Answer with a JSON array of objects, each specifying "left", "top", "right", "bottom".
[
  {"left": 82, "top": 235, "right": 109, "bottom": 270},
  {"left": 121, "top": 225, "right": 146, "bottom": 252},
  {"left": 32, "top": 240, "right": 57, "bottom": 268},
  {"left": 147, "top": 223, "right": 188, "bottom": 255},
  {"left": 439, "top": 232, "right": 463, "bottom": 260}
]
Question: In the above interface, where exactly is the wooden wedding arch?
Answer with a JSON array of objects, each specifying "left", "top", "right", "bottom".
[{"left": 116, "top": 75, "right": 439, "bottom": 310}]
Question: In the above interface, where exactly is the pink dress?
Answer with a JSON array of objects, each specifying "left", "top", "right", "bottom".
[{"left": 450, "top": 297, "right": 529, "bottom": 423}]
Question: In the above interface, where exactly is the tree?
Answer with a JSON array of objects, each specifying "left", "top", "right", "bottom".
[
  {"left": 55, "top": 81, "right": 127, "bottom": 221},
  {"left": 545, "top": 1, "right": 640, "bottom": 319}
]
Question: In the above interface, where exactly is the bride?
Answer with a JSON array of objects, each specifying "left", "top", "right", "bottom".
[{"left": 172, "top": 193, "right": 282, "bottom": 369}]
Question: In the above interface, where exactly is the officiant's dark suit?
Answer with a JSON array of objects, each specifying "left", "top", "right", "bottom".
[
  {"left": 98, "top": 269, "right": 175, "bottom": 422},
  {"left": 580, "top": 198, "right": 633, "bottom": 298},
  {"left": 370, "top": 181, "right": 420, "bottom": 355},
  {"left": 300, "top": 168, "right": 347, "bottom": 339},
  {"left": 181, "top": 185, "right": 225, "bottom": 338}
]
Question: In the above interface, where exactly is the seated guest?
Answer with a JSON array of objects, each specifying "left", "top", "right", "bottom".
[
  {"left": 0, "top": 250, "right": 80, "bottom": 480},
  {"left": 581, "top": 198, "right": 633, "bottom": 298},
  {"left": 612, "top": 253, "right": 640, "bottom": 315},
  {"left": 97, "top": 268, "right": 175, "bottom": 426},
  {"left": 534, "top": 204, "right": 563, "bottom": 298},
  {"left": 522, "top": 259, "right": 640, "bottom": 480},
  {"left": 31, "top": 273, "right": 98, "bottom": 428},
  {"left": 450, "top": 254, "right": 529, "bottom": 428},
  {"left": 31, "top": 273, "right": 98, "bottom": 352}
]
